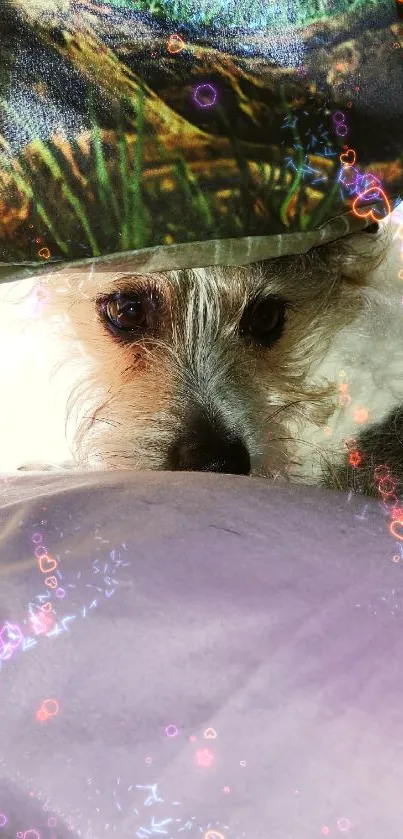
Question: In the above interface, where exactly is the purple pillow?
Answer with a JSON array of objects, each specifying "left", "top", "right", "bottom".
[{"left": 0, "top": 470, "right": 402, "bottom": 837}]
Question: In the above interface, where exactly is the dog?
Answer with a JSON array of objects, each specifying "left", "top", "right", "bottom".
[{"left": 18, "top": 216, "right": 403, "bottom": 498}]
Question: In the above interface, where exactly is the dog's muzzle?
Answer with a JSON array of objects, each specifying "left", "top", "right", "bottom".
[{"left": 167, "top": 413, "right": 251, "bottom": 475}]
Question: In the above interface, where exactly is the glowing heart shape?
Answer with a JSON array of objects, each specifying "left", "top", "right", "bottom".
[
  {"left": 39, "top": 554, "right": 58, "bottom": 574},
  {"left": 377, "top": 476, "right": 396, "bottom": 497},
  {"left": 41, "top": 601, "right": 53, "bottom": 612},
  {"left": 340, "top": 148, "right": 356, "bottom": 167},
  {"left": 167, "top": 33, "right": 185, "bottom": 54},
  {"left": 390, "top": 518, "right": 403, "bottom": 542},
  {"left": 36, "top": 698, "right": 59, "bottom": 721},
  {"left": 45, "top": 575, "right": 58, "bottom": 589},
  {"left": 352, "top": 187, "right": 391, "bottom": 222},
  {"left": 41, "top": 698, "right": 59, "bottom": 717},
  {"left": 204, "top": 727, "right": 217, "bottom": 739}
]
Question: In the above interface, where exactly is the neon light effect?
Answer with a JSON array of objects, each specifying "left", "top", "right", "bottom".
[
  {"left": 195, "top": 748, "right": 215, "bottom": 768},
  {"left": 167, "top": 33, "right": 185, "bottom": 54},
  {"left": 349, "top": 450, "right": 362, "bottom": 468},
  {"left": 352, "top": 187, "right": 392, "bottom": 222},
  {"left": 38, "top": 247, "right": 51, "bottom": 260},
  {"left": 332, "top": 110, "right": 348, "bottom": 137},
  {"left": 0, "top": 622, "right": 23, "bottom": 660},
  {"left": 45, "top": 575, "right": 58, "bottom": 589},
  {"left": 390, "top": 517, "right": 403, "bottom": 541},
  {"left": 38, "top": 555, "right": 58, "bottom": 574},
  {"left": 137, "top": 784, "right": 164, "bottom": 806},
  {"left": 30, "top": 610, "right": 53, "bottom": 635},
  {"left": 339, "top": 168, "right": 383, "bottom": 201},
  {"left": 358, "top": 173, "right": 382, "bottom": 196},
  {"left": 0, "top": 814, "right": 7, "bottom": 828},
  {"left": 333, "top": 107, "right": 391, "bottom": 235},
  {"left": 339, "top": 166, "right": 361, "bottom": 195},
  {"left": 378, "top": 476, "right": 396, "bottom": 497},
  {"left": 81, "top": 775, "right": 233, "bottom": 835},
  {"left": 203, "top": 727, "right": 217, "bottom": 739},
  {"left": 340, "top": 148, "right": 356, "bottom": 167},
  {"left": 36, "top": 698, "right": 59, "bottom": 721},
  {"left": 193, "top": 84, "right": 218, "bottom": 108},
  {"left": 369, "top": 460, "right": 403, "bottom": 550},
  {"left": 165, "top": 724, "right": 178, "bottom": 737},
  {"left": 374, "top": 464, "right": 390, "bottom": 481},
  {"left": 0, "top": 542, "right": 130, "bottom": 675},
  {"left": 384, "top": 498, "right": 399, "bottom": 516},
  {"left": 332, "top": 111, "right": 345, "bottom": 125}
]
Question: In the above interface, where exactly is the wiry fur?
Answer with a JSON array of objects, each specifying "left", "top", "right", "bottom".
[{"left": 27, "top": 221, "right": 403, "bottom": 493}]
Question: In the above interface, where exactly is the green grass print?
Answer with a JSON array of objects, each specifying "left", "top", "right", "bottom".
[
  {"left": 0, "top": 74, "right": 341, "bottom": 264},
  {"left": 88, "top": 92, "right": 121, "bottom": 241},
  {"left": 278, "top": 89, "right": 304, "bottom": 228},
  {"left": 91, "top": 0, "right": 379, "bottom": 31}
]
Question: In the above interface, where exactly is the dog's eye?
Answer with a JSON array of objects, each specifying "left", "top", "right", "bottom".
[
  {"left": 239, "top": 297, "right": 287, "bottom": 348},
  {"left": 101, "top": 292, "right": 157, "bottom": 335}
]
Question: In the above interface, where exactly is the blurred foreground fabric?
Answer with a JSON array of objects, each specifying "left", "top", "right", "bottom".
[{"left": 1, "top": 470, "right": 403, "bottom": 836}]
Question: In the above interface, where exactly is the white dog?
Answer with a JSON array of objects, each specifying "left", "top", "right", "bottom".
[{"left": 15, "top": 213, "right": 403, "bottom": 498}]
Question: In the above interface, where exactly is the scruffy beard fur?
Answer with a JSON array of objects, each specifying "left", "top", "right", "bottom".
[{"left": 29, "top": 221, "right": 403, "bottom": 496}]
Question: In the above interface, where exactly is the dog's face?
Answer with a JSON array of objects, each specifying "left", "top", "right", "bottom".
[{"left": 45, "top": 231, "right": 384, "bottom": 481}]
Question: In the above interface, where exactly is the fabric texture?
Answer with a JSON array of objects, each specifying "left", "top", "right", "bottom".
[
  {"left": 1, "top": 469, "right": 403, "bottom": 836},
  {"left": 0, "top": 0, "right": 402, "bottom": 283}
]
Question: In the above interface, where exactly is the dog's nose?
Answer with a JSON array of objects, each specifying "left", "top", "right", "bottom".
[{"left": 168, "top": 423, "right": 251, "bottom": 475}]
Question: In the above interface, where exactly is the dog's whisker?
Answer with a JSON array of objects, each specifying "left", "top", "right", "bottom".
[{"left": 268, "top": 433, "right": 346, "bottom": 488}]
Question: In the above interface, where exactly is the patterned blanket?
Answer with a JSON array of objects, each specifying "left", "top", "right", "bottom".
[{"left": 0, "top": 0, "right": 402, "bottom": 281}]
